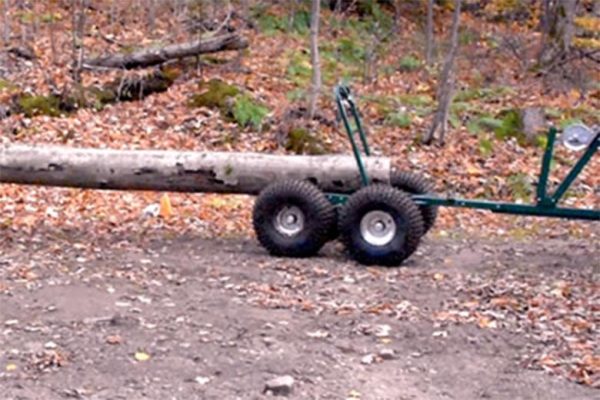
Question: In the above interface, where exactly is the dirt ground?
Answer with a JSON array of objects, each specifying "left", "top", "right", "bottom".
[{"left": 0, "top": 225, "right": 598, "bottom": 400}]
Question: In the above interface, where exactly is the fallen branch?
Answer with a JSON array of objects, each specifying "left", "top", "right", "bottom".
[{"left": 83, "top": 33, "right": 248, "bottom": 70}]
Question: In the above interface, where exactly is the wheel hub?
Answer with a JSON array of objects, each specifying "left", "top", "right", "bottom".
[
  {"left": 360, "top": 210, "right": 396, "bottom": 246},
  {"left": 275, "top": 206, "right": 305, "bottom": 236}
]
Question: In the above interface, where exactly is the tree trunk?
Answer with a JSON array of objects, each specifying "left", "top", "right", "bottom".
[
  {"left": 537, "top": 0, "right": 578, "bottom": 66},
  {"left": 83, "top": 33, "right": 248, "bottom": 70},
  {"left": 0, "top": 145, "right": 391, "bottom": 195},
  {"left": 1, "top": 0, "right": 10, "bottom": 46},
  {"left": 559, "top": 0, "right": 576, "bottom": 54},
  {"left": 71, "top": 0, "right": 87, "bottom": 84},
  {"left": 425, "top": 0, "right": 434, "bottom": 66},
  {"left": 422, "top": 0, "right": 462, "bottom": 145},
  {"left": 308, "top": 0, "right": 322, "bottom": 119}
]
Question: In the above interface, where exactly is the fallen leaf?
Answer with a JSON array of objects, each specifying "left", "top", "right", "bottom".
[
  {"left": 160, "top": 193, "right": 173, "bottom": 218},
  {"left": 106, "top": 335, "right": 122, "bottom": 345},
  {"left": 477, "top": 316, "right": 498, "bottom": 329},
  {"left": 134, "top": 351, "right": 150, "bottom": 362}
]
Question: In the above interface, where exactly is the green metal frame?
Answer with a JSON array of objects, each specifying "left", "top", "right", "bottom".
[{"left": 330, "top": 84, "right": 600, "bottom": 221}]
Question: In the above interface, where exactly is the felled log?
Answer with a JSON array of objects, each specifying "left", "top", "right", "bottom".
[
  {"left": 0, "top": 144, "right": 390, "bottom": 194},
  {"left": 83, "top": 33, "right": 248, "bottom": 70}
]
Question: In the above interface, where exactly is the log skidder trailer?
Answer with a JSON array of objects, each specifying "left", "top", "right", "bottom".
[{"left": 253, "top": 85, "right": 599, "bottom": 266}]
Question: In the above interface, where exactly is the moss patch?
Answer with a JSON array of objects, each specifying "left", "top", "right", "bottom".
[
  {"left": 0, "top": 79, "right": 17, "bottom": 91},
  {"left": 17, "top": 94, "right": 62, "bottom": 117},
  {"left": 189, "top": 79, "right": 240, "bottom": 111},
  {"left": 189, "top": 79, "right": 269, "bottom": 131}
]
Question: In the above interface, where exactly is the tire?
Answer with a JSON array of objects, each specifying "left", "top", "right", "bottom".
[
  {"left": 326, "top": 205, "right": 340, "bottom": 241},
  {"left": 253, "top": 180, "right": 336, "bottom": 258},
  {"left": 338, "top": 185, "right": 425, "bottom": 266},
  {"left": 391, "top": 170, "right": 438, "bottom": 233}
]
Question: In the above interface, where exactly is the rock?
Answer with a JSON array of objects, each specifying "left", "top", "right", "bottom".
[
  {"left": 520, "top": 107, "right": 546, "bottom": 143},
  {"left": 374, "top": 324, "right": 392, "bottom": 337},
  {"left": 44, "top": 341, "right": 58, "bottom": 349},
  {"left": 361, "top": 354, "right": 376, "bottom": 365},
  {"left": 264, "top": 375, "right": 295, "bottom": 396},
  {"left": 194, "top": 376, "right": 210, "bottom": 385},
  {"left": 379, "top": 348, "right": 395, "bottom": 360},
  {"left": 306, "top": 330, "right": 329, "bottom": 339}
]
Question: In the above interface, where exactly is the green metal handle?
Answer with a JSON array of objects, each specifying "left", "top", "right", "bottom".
[{"left": 335, "top": 85, "right": 371, "bottom": 187}]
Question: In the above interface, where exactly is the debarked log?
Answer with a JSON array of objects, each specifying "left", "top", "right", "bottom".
[{"left": 0, "top": 144, "right": 391, "bottom": 194}]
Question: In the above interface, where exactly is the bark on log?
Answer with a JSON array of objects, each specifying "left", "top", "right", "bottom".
[
  {"left": 0, "top": 144, "right": 390, "bottom": 195},
  {"left": 83, "top": 33, "right": 248, "bottom": 70}
]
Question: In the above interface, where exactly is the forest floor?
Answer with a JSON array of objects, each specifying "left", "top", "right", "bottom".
[
  {"left": 1, "top": 3, "right": 599, "bottom": 398},
  {"left": 0, "top": 223, "right": 598, "bottom": 399}
]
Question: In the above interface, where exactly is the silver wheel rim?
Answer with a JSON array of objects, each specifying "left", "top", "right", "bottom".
[
  {"left": 360, "top": 210, "right": 396, "bottom": 246},
  {"left": 275, "top": 206, "right": 305, "bottom": 236}
]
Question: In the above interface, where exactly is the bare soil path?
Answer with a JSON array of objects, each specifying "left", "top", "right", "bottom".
[{"left": 0, "top": 227, "right": 598, "bottom": 400}]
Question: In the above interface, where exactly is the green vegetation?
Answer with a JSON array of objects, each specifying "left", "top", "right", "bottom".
[
  {"left": 17, "top": 94, "right": 62, "bottom": 117},
  {"left": 189, "top": 79, "right": 240, "bottom": 110},
  {"left": 253, "top": 5, "right": 310, "bottom": 35},
  {"left": 454, "top": 85, "right": 515, "bottom": 102},
  {"left": 507, "top": 173, "right": 532, "bottom": 202},
  {"left": 284, "top": 127, "right": 328, "bottom": 155},
  {"left": 397, "top": 94, "right": 434, "bottom": 107},
  {"left": 385, "top": 110, "right": 412, "bottom": 128},
  {"left": 232, "top": 94, "right": 269, "bottom": 130},
  {"left": 189, "top": 79, "right": 269, "bottom": 130},
  {"left": 398, "top": 55, "right": 422, "bottom": 72},
  {"left": 459, "top": 28, "right": 480, "bottom": 46},
  {"left": 494, "top": 109, "right": 525, "bottom": 144},
  {"left": 478, "top": 137, "right": 494, "bottom": 157},
  {"left": 0, "top": 79, "right": 17, "bottom": 91},
  {"left": 286, "top": 51, "right": 313, "bottom": 86}
]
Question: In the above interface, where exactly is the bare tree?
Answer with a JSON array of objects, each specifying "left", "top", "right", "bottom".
[
  {"left": 1, "top": 0, "right": 10, "bottom": 45},
  {"left": 537, "top": 0, "right": 578, "bottom": 66},
  {"left": 71, "top": 0, "right": 88, "bottom": 84},
  {"left": 308, "top": 0, "right": 321, "bottom": 119},
  {"left": 148, "top": 0, "right": 157, "bottom": 32},
  {"left": 422, "top": 0, "right": 462, "bottom": 145},
  {"left": 425, "top": 0, "right": 434, "bottom": 66}
]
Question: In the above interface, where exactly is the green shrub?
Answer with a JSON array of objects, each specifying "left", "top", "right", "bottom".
[
  {"left": 232, "top": 94, "right": 269, "bottom": 130},
  {"left": 385, "top": 111, "right": 412, "bottom": 128},
  {"left": 467, "top": 116, "right": 503, "bottom": 134},
  {"left": 337, "top": 37, "right": 366, "bottom": 65},
  {"left": 253, "top": 7, "right": 310, "bottom": 35},
  {"left": 478, "top": 137, "right": 494, "bottom": 157},
  {"left": 188, "top": 79, "right": 240, "bottom": 111},
  {"left": 495, "top": 109, "right": 525, "bottom": 144},
  {"left": 398, "top": 55, "right": 421, "bottom": 72},
  {"left": 286, "top": 51, "right": 312, "bottom": 86},
  {"left": 397, "top": 94, "right": 433, "bottom": 107}
]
